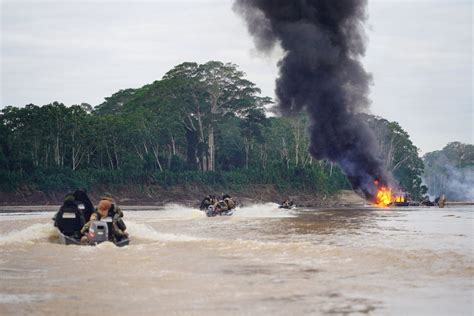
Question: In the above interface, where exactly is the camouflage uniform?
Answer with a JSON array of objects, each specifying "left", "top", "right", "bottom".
[
  {"left": 213, "top": 200, "right": 229, "bottom": 213},
  {"left": 224, "top": 197, "right": 236, "bottom": 210},
  {"left": 200, "top": 195, "right": 212, "bottom": 210},
  {"left": 81, "top": 195, "right": 127, "bottom": 241},
  {"left": 81, "top": 212, "right": 127, "bottom": 241},
  {"left": 100, "top": 194, "right": 124, "bottom": 218}
]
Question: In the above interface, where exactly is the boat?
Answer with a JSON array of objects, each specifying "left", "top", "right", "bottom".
[
  {"left": 278, "top": 200, "right": 296, "bottom": 209},
  {"left": 54, "top": 209, "right": 129, "bottom": 247},
  {"left": 278, "top": 204, "right": 296, "bottom": 210},
  {"left": 205, "top": 205, "right": 235, "bottom": 217},
  {"left": 392, "top": 202, "right": 410, "bottom": 207}
]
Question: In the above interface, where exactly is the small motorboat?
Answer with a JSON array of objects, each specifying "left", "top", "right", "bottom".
[
  {"left": 205, "top": 204, "right": 235, "bottom": 217},
  {"left": 279, "top": 204, "right": 296, "bottom": 210},
  {"left": 54, "top": 208, "right": 129, "bottom": 247},
  {"left": 278, "top": 200, "right": 296, "bottom": 210}
]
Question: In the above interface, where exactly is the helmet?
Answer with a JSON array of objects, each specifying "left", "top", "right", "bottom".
[
  {"left": 64, "top": 193, "right": 75, "bottom": 203},
  {"left": 100, "top": 192, "right": 114, "bottom": 202}
]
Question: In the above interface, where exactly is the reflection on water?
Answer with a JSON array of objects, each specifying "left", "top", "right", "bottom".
[{"left": 0, "top": 204, "right": 472, "bottom": 315}]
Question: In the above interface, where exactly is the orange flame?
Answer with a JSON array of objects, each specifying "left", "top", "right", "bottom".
[
  {"left": 375, "top": 186, "right": 393, "bottom": 208},
  {"left": 373, "top": 180, "right": 407, "bottom": 207},
  {"left": 395, "top": 195, "right": 405, "bottom": 203}
]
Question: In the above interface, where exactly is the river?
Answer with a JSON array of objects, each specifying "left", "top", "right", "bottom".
[{"left": 0, "top": 204, "right": 472, "bottom": 315}]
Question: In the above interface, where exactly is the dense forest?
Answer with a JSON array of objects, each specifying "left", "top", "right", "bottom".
[{"left": 0, "top": 61, "right": 426, "bottom": 199}]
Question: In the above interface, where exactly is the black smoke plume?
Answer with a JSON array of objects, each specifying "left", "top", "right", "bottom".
[{"left": 234, "top": 0, "right": 393, "bottom": 200}]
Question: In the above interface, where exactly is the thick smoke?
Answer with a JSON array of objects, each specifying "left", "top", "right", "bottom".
[{"left": 234, "top": 0, "right": 391, "bottom": 200}]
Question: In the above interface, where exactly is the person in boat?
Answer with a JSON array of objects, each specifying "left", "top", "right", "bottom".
[
  {"left": 200, "top": 195, "right": 217, "bottom": 210},
  {"left": 54, "top": 193, "right": 85, "bottom": 239},
  {"left": 200, "top": 195, "right": 210, "bottom": 210},
  {"left": 81, "top": 199, "right": 128, "bottom": 243},
  {"left": 72, "top": 189, "right": 95, "bottom": 221},
  {"left": 279, "top": 199, "right": 294, "bottom": 209},
  {"left": 222, "top": 194, "right": 236, "bottom": 210},
  {"left": 99, "top": 193, "right": 124, "bottom": 218},
  {"left": 214, "top": 200, "right": 229, "bottom": 214},
  {"left": 206, "top": 195, "right": 235, "bottom": 216}
]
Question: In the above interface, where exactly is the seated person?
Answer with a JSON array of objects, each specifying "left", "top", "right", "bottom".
[
  {"left": 99, "top": 193, "right": 124, "bottom": 218},
  {"left": 73, "top": 189, "right": 94, "bottom": 221},
  {"left": 222, "top": 194, "right": 236, "bottom": 210},
  {"left": 213, "top": 200, "right": 229, "bottom": 214},
  {"left": 54, "top": 193, "right": 85, "bottom": 239},
  {"left": 200, "top": 195, "right": 213, "bottom": 210},
  {"left": 280, "top": 199, "right": 295, "bottom": 209},
  {"left": 81, "top": 199, "right": 128, "bottom": 243}
]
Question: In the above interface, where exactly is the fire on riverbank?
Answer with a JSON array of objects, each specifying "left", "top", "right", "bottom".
[{"left": 373, "top": 181, "right": 409, "bottom": 208}]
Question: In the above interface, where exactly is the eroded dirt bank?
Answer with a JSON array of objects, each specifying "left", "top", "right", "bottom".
[{"left": 0, "top": 185, "right": 365, "bottom": 209}]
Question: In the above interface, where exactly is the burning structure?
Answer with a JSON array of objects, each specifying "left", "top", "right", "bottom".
[
  {"left": 234, "top": 0, "right": 397, "bottom": 205},
  {"left": 374, "top": 180, "right": 408, "bottom": 207}
]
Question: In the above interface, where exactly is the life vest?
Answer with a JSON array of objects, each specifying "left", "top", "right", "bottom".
[{"left": 55, "top": 201, "right": 85, "bottom": 237}]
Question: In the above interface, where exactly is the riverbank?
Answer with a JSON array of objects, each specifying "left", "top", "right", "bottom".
[{"left": 0, "top": 185, "right": 365, "bottom": 208}]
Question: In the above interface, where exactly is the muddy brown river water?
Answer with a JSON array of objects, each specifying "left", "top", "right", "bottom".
[{"left": 0, "top": 204, "right": 472, "bottom": 315}]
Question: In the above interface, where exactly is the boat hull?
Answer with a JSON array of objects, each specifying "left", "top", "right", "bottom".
[{"left": 57, "top": 230, "right": 130, "bottom": 247}]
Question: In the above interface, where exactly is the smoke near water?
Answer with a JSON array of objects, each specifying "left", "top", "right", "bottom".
[
  {"left": 424, "top": 159, "right": 474, "bottom": 201},
  {"left": 233, "top": 0, "right": 392, "bottom": 200},
  {"left": 439, "top": 165, "right": 474, "bottom": 201}
]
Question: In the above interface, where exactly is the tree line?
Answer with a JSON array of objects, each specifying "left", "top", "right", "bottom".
[{"left": 0, "top": 61, "right": 426, "bottom": 199}]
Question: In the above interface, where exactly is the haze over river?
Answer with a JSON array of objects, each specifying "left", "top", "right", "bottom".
[{"left": 0, "top": 204, "right": 472, "bottom": 315}]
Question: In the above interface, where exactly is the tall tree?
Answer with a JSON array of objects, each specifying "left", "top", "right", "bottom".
[{"left": 367, "top": 115, "right": 426, "bottom": 199}]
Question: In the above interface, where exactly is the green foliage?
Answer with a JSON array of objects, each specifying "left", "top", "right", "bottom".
[
  {"left": 367, "top": 115, "right": 426, "bottom": 199},
  {"left": 0, "top": 61, "right": 425, "bottom": 199}
]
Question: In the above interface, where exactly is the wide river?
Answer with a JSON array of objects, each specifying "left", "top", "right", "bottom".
[{"left": 0, "top": 204, "right": 472, "bottom": 315}]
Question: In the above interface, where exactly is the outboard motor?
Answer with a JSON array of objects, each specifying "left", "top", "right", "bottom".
[
  {"left": 206, "top": 205, "right": 216, "bottom": 217},
  {"left": 206, "top": 203, "right": 234, "bottom": 217},
  {"left": 87, "top": 220, "right": 110, "bottom": 244}
]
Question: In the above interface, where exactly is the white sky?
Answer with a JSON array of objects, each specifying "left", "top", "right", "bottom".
[{"left": 1, "top": 0, "right": 472, "bottom": 153}]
